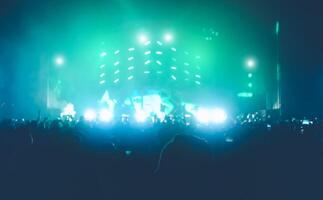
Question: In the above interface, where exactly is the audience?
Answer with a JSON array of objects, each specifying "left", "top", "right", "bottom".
[{"left": 0, "top": 117, "right": 322, "bottom": 200}]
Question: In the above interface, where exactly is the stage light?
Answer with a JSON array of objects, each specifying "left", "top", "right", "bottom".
[
  {"left": 157, "top": 41, "right": 163, "bottom": 46},
  {"left": 114, "top": 61, "right": 120, "bottom": 66},
  {"left": 248, "top": 73, "right": 253, "bottom": 78},
  {"left": 138, "top": 34, "right": 148, "bottom": 44},
  {"left": 248, "top": 82, "right": 253, "bottom": 88},
  {"left": 237, "top": 92, "right": 253, "bottom": 98},
  {"left": 54, "top": 55, "right": 64, "bottom": 66},
  {"left": 100, "top": 52, "right": 107, "bottom": 57},
  {"left": 135, "top": 110, "right": 148, "bottom": 123},
  {"left": 99, "top": 73, "right": 105, "bottom": 78},
  {"left": 144, "top": 51, "right": 151, "bottom": 55},
  {"left": 128, "top": 56, "right": 134, "bottom": 61},
  {"left": 99, "top": 109, "right": 113, "bottom": 122},
  {"left": 84, "top": 109, "right": 96, "bottom": 121},
  {"left": 246, "top": 58, "right": 256, "bottom": 69},
  {"left": 210, "top": 108, "right": 227, "bottom": 124},
  {"left": 164, "top": 33, "right": 173, "bottom": 42},
  {"left": 196, "top": 108, "right": 210, "bottom": 124},
  {"left": 60, "top": 103, "right": 76, "bottom": 118}
]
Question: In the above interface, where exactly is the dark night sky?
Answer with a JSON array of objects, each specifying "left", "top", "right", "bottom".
[{"left": 0, "top": 0, "right": 322, "bottom": 118}]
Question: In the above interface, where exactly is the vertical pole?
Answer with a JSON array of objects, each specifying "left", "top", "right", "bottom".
[{"left": 275, "top": 21, "right": 282, "bottom": 117}]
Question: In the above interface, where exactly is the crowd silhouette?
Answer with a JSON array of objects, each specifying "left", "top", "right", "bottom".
[{"left": 0, "top": 118, "right": 322, "bottom": 200}]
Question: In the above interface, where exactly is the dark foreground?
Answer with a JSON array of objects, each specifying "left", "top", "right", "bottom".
[{"left": 0, "top": 119, "right": 322, "bottom": 200}]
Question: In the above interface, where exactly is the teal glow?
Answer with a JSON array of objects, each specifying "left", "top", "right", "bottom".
[
  {"left": 237, "top": 92, "right": 253, "bottom": 98},
  {"left": 144, "top": 51, "right": 151, "bottom": 55},
  {"left": 100, "top": 52, "right": 107, "bottom": 57},
  {"left": 113, "top": 61, "right": 120, "bottom": 66}
]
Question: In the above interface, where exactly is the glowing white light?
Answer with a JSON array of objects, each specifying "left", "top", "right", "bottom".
[
  {"left": 100, "top": 52, "right": 107, "bottom": 57},
  {"left": 60, "top": 103, "right": 76, "bottom": 118},
  {"left": 156, "top": 60, "right": 162, "bottom": 65},
  {"left": 164, "top": 33, "right": 173, "bottom": 42},
  {"left": 99, "top": 109, "right": 113, "bottom": 122},
  {"left": 84, "top": 109, "right": 96, "bottom": 121},
  {"left": 114, "top": 61, "right": 120, "bottom": 66},
  {"left": 128, "top": 57, "right": 134, "bottom": 61},
  {"left": 157, "top": 41, "right": 163, "bottom": 46},
  {"left": 54, "top": 56, "right": 64, "bottom": 66},
  {"left": 99, "top": 73, "right": 105, "bottom": 78},
  {"left": 195, "top": 108, "right": 227, "bottom": 124},
  {"left": 196, "top": 108, "right": 210, "bottom": 124},
  {"left": 246, "top": 58, "right": 256, "bottom": 69},
  {"left": 135, "top": 110, "right": 148, "bottom": 123},
  {"left": 144, "top": 41, "right": 151, "bottom": 46},
  {"left": 210, "top": 108, "right": 227, "bottom": 124},
  {"left": 144, "top": 51, "right": 151, "bottom": 55},
  {"left": 139, "top": 34, "right": 148, "bottom": 44},
  {"left": 99, "top": 80, "right": 106, "bottom": 85}
]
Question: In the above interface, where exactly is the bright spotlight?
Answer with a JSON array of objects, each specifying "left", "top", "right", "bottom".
[
  {"left": 99, "top": 109, "right": 113, "bottom": 122},
  {"left": 54, "top": 55, "right": 65, "bottom": 66},
  {"left": 138, "top": 34, "right": 148, "bottom": 44},
  {"left": 246, "top": 58, "right": 256, "bottom": 69},
  {"left": 60, "top": 103, "right": 76, "bottom": 118},
  {"left": 84, "top": 109, "right": 96, "bottom": 121},
  {"left": 135, "top": 110, "right": 148, "bottom": 123},
  {"left": 164, "top": 33, "right": 173, "bottom": 42},
  {"left": 196, "top": 108, "right": 210, "bottom": 124},
  {"left": 210, "top": 108, "right": 227, "bottom": 124}
]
